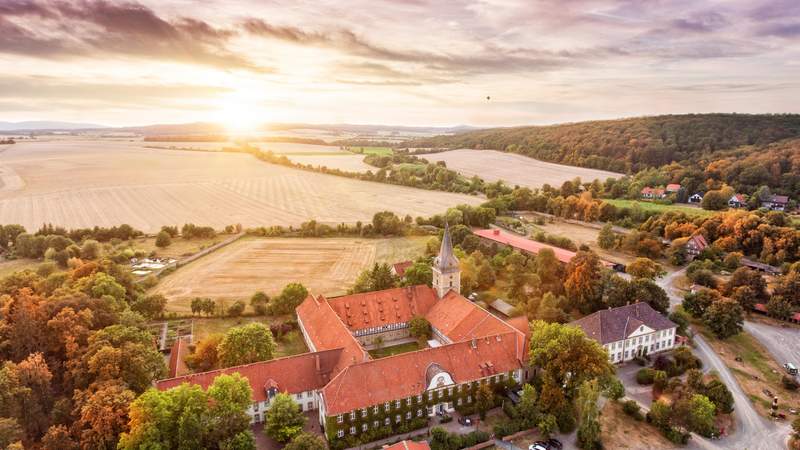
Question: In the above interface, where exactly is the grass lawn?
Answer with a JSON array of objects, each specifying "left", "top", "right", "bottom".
[
  {"left": 183, "top": 315, "right": 308, "bottom": 358},
  {"left": 124, "top": 234, "right": 232, "bottom": 259},
  {"left": 604, "top": 199, "right": 714, "bottom": 217},
  {"left": 0, "top": 258, "right": 42, "bottom": 278},
  {"left": 369, "top": 341, "right": 420, "bottom": 359},
  {"left": 351, "top": 146, "right": 393, "bottom": 156}
]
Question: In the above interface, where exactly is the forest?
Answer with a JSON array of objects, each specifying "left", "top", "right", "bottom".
[{"left": 408, "top": 114, "right": 800, "bottom": 199}]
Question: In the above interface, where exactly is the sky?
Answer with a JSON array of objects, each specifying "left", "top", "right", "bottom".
[{"left": 1, "top": 0, "right": 800, "bottom": 128}]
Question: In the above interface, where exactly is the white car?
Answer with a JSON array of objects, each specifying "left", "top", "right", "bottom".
[{"left": 528, "top": 445, "right": 547, "bottom": 450}]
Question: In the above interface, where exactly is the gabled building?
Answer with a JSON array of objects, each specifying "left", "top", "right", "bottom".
[
  {"left": 688, "top": 193, "right": 704, "bottom": 204},
  {"left": 666, "top": 183, "right": 681, "bottom": 193},
  {"left": 685, "top": 234, "right": 708, "bottom": 261},
  {"left": 391, "top": 261, "right": 413, "bottom": 278},
  {"left": 728, "top": 194, "right": 747, "bottom": 208},
  {"left": 761, "top": 194, "right": 789, "bottom": 211},
  {"left": 570, "top": 302, "right": 678, "bottom": 363},
  {"left": 155, "top": 224, "right": 530, "bottom": 446},
  {"left": 641, "top": 186, "right": 666, "bottom": 200}
]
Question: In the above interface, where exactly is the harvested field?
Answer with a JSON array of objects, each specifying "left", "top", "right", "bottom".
[
  {"left": 0, "top": 139, "right": 480, "bottom": 233},
  {"left": 424, "top": 149, "right": 622, "bottom": 188},
  {"left": 152, "top": 236, "right": 428, "bottom": 312},
  {"left": 287, "top": 154, "right": 373, "bottom": 172}
]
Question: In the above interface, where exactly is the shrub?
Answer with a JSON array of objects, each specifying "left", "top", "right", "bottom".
[
  {"left": 663, "top": 427, "right": 690, "bottom": 445},
  {"left": 622, "top": 400, "right": 643, "bottom": 421},
  {"left": 493, "top": 419, "right": 523, "bottom": 438},
  {"left": 605, "top": 378, "right": 625, "bottom": 401},
  {"left": 227, "top": 300, "right": 245, "bottom": 317},
  {"left": 636, "top": 368, "right": 656, "bottom": 385}
]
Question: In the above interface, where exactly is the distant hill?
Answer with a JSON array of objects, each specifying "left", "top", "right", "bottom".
[
  {"left": 407, "top": 113, "right": 800, "bottom": 173},
  {"left": 0, "top": 121, "right": 108, "bottom": 131}
]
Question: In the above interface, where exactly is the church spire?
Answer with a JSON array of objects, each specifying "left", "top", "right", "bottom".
[{"left": 432, "top": 221, "right": 460, "bottom": 298}]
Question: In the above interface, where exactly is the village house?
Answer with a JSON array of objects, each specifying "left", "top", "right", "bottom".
[
  {"left": 155, "top": 225, "right": 531, "bottom": 446},
  {"left": 728, "top": 194, "right": 747, "bottom": 208},
  {"left": 688, "top": 192, "right": 703, "bottom": 204},
  {"left": 665, "top": 183, "right": 681, "bottom": 194},
  {"left": 761, "top": 194, "right": 789, "bottom": 211},
  {"left": 684, "top": 234, "right": 708, "bottom": 261},
  {"left": 570, "top": 302, "right": 678, "bottom": 363},
  {"left": 640, "top": 186, "right": 666, "bottom": 200},
  {"left": 391, "top": 260, "right": 413, "bottom": 279}
]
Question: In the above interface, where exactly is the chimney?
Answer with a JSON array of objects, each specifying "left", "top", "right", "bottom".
[
  {"left": 315, "top": 353, "right": 321, "bottom": 372},
  {"left": 493, "top": 229, "right": 500, "bottom": 236},
  {"left": 471, "top": 338, "right": 477, "bottom": 349}
]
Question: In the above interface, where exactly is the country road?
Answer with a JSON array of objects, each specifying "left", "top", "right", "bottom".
[{"left": 657, "top": 268, "right": 791, "bottom": 449}]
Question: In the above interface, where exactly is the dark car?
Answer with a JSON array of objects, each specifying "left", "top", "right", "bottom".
[
  {"left": 546, "top": 439, "right": 563, "bottom": 450},
  {"left": 458, "top": 416, "right": 473, "bottom": 426}
]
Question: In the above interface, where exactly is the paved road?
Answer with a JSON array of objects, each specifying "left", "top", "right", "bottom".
[
  {"left": 656, "top": 268, "right": 790, "bottom": 450},
  {"left": 744, "top": 320, "right": 800, "bottom": 371}
]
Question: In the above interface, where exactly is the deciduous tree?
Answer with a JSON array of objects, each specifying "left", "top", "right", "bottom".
[
  {"left": 218, "top": 323, "right": 276, "bottom": 367},
  {"left": 265, "top": 393, "right": 306, "bottom": 443},
  {"left": 703, "top": 298, "right": 743, "bottom": 339}
]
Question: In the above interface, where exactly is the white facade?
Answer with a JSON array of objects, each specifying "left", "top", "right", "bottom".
[
  {"left": 432, "top": 264, "right": 460, "bottom": 298},
  {"left": 249, "top": 389, "right": 320, "bottom": 424},
  {"left": 603, "top": 325, "right": 677, "bottom": 363}
]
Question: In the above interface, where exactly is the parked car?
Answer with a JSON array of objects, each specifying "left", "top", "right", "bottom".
[
  {"left": 528, "top": 443, "right": 547, "bottom": 450},
  {"left": 458, "top": 416, "right": 473, "bottom": 426},
  {"left": 546, "top": 439, "right": 563, "bottom": 450},
  {"left": 784, "top": 363, "right": 798, "bottom": 375}
]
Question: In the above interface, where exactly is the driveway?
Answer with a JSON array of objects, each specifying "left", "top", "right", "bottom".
[
  {"left": 744, "top": 320, "right": 800, "bottom": 371},
  {"left": 656, "top": 268, "right": 790, "bottom": 449}
]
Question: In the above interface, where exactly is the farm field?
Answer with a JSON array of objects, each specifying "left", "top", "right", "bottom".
[
  {"left": 127, "top": 234, "right": 232, "bottom": 259},
  {"left": 603, "top": 199, "right": 714, "bottom": 217},
  {"left": 423, "top": 149, "right": 623, "bottom": 188},
  {"left": 0, "top": 139, "right": 481, "bottom": 233},
  {"left": 287, "top": 154, "right": 374, "bottom": 172},
  {"left": 0, "top": 257, "right": 40, "bottom": 278},
  {"left": 152, "top": 236, "right": 429, "bottom": 312}
]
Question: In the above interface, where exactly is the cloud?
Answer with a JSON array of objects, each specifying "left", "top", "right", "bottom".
[{"left": 0, "top": 0, "right": 266, "bottom": 71}]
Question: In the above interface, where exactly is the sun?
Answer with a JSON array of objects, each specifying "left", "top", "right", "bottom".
[{"left": 214, "top": 91, "right": 266, "bottom": 134}]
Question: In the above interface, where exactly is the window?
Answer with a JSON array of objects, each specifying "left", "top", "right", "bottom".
[
  {"left": 406, "top": 411, "right": 412, "bottom": 419},
  {"left": 396, "top": 414, "right": 401, "bottom": 423},
  {"left": 499, "top": 374, "right": 504, "bottom": 381},
  {"left": 373, "top": 405, "right": 379, "bottom": 414},
  {"left": 361, "top": 408, "right": 367, "bottom": 417},
  {"left": 417, "top": 409, "right": 423, "bottom": 417},
  {"left": 385, "top": 401, "right": 390, "bottom": 411},
  {"left": 337, "top": 415, "right": 343, "bottom": 424},
  {"left": 417, "top": 394, "right": 422, "bottom": 402},
  {"left": 395, "top": 400, "right": 401, "bottom": 409},
  {"left": 253, "top": 402, "right": 259, "bottom": 411},
  {"left": 307, "top": 402, "right": 313, "bottom": 410},
  {"left": 337, "top": 430, "right": 344, "bottom": 438},
  {"left": 437, "top": 390, "right": 442, "bottom": 398},
  {"left": 385, "top": 417, "right": 390, "bottom": 426},
  {"left": 457, "top": 398, "right": 463, "bottom": 406},
  {"left": 350, "top": 426, "right": 356, "bottom": 435},
  {"left": 447, "top": 387, "right": 453, "bottom": 396},
  {"left": 350, "top": 411, "right": 355, "bottom": 420},
  {"left": 467, "top": 395, "right": 472, "bottom": 403},
  {"left": 296, "top": 393, "right": 302, "bottom": 400},
  {"left": 428, "top": 391, "right": 433, "bottom": 400},
  {"left": 374, "top": 420, "right": 380, "bottom": 428},
  {"left": 624, "top": 351, "right": 629, "bottom": 358},
  {"left": 362, "top": 423, "right": 368, "bottom": 432}
]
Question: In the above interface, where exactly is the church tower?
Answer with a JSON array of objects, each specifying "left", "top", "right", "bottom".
[{"left": 432, "top": 222, "right": 460, "bottom": 298}]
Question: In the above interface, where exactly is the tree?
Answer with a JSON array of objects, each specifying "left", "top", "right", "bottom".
[
  {"left": 726, "top": 267, "right": 767, "bottom": 303},
  {"left": 81, "top": 240, "right": 101, "bottom": 260},
  {"left": 576, "top": 379, "right": 601, "bottom": 450},
  {"left": 72, "top": 380, "right": 136, "bottom": 450},
  {"left": 403, "top": 261, "right": 433, "bottom": 287},
  {"left": 516, "top": 384, "right": 539, "bottom": 426},
  {"left": 628, "top": 279, "right": 670, "bottom": 314},
  {"left": 537, "top": 414, "right": 557, "bottom": 439},
  {"left": 704, "top": 379, "right": 734, "bottom": 414},
  {"left": 120, "top": 374, "right": 253, "bottom": 449},
  {"left": 604, "top": 378, "right": 624, "bottom": 401},
  {"left": 766, "top": 296, "right": 793, "bottom": 320},
  {"left": 409, "top": 316, "right": 432, "bottom": 341},
  {"left": 187, "top": 333, "right": 223, "bottom": 372},
  {"left": 41, "top": 424, "right": 78, "bottom": 450},
  {"left": 529, "top": 321, "right": 613, "bottom": 396},
  {"left": 625, "top": 258, "right": 665, "bottom": 280},
  {"left": 155, "top": 230, "right": 172, "bottom": 248},
  {"left": 564, "top": 251, "right": 604, "bottom": 314},
  {"left": 0, "top": 418, "right": 22, "bottom": 449},
  {"left": 218, "top": 323, "right": 276, "bottom": 367},
  {"left": 284, "top": 432, "right": 327, "bottom": 450},
  {"left": 264, "top": 393, "right": 307, "bottom": 443},
  {"left": 683, "top": 289, "right": 721, "bottom": 318},
  {"left": 703, "top": 298, "right": 743, "bottom": 339},
  {"left": 131, "top": 294, "right": 167, "bottom": 320},
  {"left": 227, "top": 300, "right": 245, "bottom": 317},
  {"left": 250, "top": 291, "right": 269, "bottom": 315},
  {"left": 668, "top": 309, "right": 690, "bottom": 336},
  {"left": 83, "top": 325, "right": 167, "bottom": 393},
  {"left": 534, "top": 292, "right": 567, "bottom": 323},
  {"left": 475, "top": 383, "right": 494, "bottom": 420},
  {"left": 688, "top": 394, "right": 716, "bottom": 436},
  {"left": 270, "top": 283, "right": 309, "bottom": 315},
  {"left": 597, "top": 223, "right": 617, "bottom": 250},
  {"left": 649, "top": 400, "right": 672, "bottom": 429}
]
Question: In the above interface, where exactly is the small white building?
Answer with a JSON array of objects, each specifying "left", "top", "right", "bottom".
[{"left": 570, "top": 302, "right": 678, "bottom": 363}]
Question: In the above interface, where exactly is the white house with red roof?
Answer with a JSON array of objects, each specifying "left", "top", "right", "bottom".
[
  {"left": 728, "top": 193, "right": 748, "bottom": 208},
  {"left": 155, "top": 225, "right": 530, "bottom": 446}
]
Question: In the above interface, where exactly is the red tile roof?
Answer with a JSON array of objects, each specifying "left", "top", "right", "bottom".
[
  {"left": 296, "top": 294, "right": 370, "bottom": 373},
  {"left": 473, "top": 228, "right": 576, "bottom": 264},
  {"left": 426, "top": 291, "right": 519, "bottom": 343},
  {"left": 322, "top": 332, "right": 523, "bottom": 415},
  {"left": 156, "top": 349, "right": 344, "bottom": 402},
  {"left": 167, "top": 337, "right": 191, "bottom": 378},
  {"left": 666, "top": 184, "right": 681, "bottom": 192},
  {"left": 384, "top": 441, "right": 431, "bottom": 450},
  {"left": 392, "top": 261, "right": 413, "bottom": 277},
  {"left": 687, "top": 234, "right": 708, "bottom": 250},
  {"left": 641, "top": 187, "right": 654, "bottom": 195},
  {"left": 327, "top": 286, "right": 438, "bottom": 332},
  {"left": 730, "top": 194, "right": 747, "bottom": 204}
]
